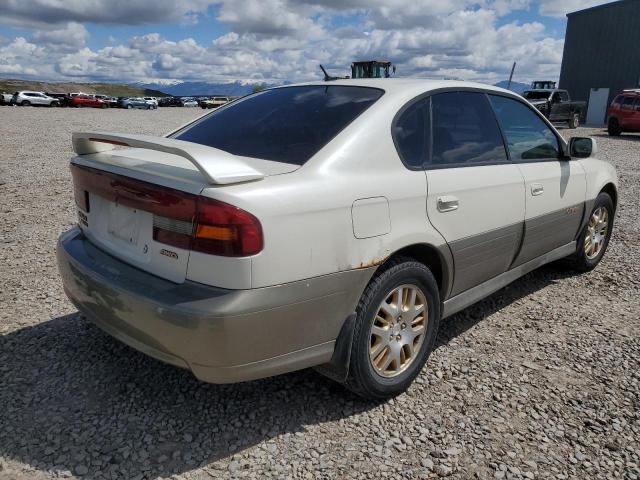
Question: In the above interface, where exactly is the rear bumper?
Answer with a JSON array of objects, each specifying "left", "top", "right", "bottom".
[{"left": 57, "top": 228, "right": 374, "bottom": 383}]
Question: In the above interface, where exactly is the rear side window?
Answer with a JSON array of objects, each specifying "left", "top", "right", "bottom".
[
  {"left": 430, "top": 92, "right": 507, "bottom": 167},
  {"left": 393, "top": 98, "right": 429, "bottom": 168},
  {"left": 489, "top": 95, "right": 560, "bottom": 161},
  {"left": 174, "top": 86, "right": 383, "bottom": 165}
]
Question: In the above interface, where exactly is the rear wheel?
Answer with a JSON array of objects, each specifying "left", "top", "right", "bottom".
[
  {"left": 21, "top": 100, "right": 30, "bottom": 106},
  {"left": 569, "top": 113, "right": 580, "bottom": 129},
  {"left": 566, "top": 192, "right": 614, "bottom": 272},
  {"left": 608, "top": 118, "right": 622, "bottom": 136},
  {"left": 344, "top": 257, "right": 440, "bottom": 400}
]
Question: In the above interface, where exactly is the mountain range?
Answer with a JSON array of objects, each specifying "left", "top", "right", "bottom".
[{"left": 0, "top": 77, "right": 532, "bottom": 98}]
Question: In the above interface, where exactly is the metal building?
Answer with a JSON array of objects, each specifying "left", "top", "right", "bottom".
[{"left": 559, "top": 0, "right": 640, "bottom": 125}]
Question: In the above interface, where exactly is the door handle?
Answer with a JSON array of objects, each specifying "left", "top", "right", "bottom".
[
  {"left": 531, "top": 184, "right": 544, "bottom": 196},
  {"left": 437, "top": 196, "right": 459, "bottom": 212}
]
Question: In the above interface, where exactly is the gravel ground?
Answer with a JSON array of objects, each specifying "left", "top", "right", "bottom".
[{"left": 0, "top": 106, "right": 639, "bottom": 480}]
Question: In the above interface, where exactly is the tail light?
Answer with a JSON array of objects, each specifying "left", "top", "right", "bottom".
[
  {"left": 152, "top": 197, "right": 263, "bottom": 257},
  {"left": 71, "top": 164, "right": 263, "bottom": 257},
  {"left": 192, "top": 197, "right": 263, "bottom": 256}
]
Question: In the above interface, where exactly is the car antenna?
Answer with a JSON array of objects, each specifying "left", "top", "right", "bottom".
[{"left": 319, "top": 64, "right": 337, "bottom": 82}]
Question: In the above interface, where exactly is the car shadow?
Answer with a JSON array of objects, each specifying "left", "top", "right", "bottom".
[
  {"left": 591, "top": 132, "right": 640, "bottom": 142},
  {"left": 0, "top": 263, "right": 578, "bottom": 478}
]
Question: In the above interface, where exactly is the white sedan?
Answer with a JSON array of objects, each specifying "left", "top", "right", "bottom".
[{"left": 57, "top": 79, "right": 617, "bottom": 399}]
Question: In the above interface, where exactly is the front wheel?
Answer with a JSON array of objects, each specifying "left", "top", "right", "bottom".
[
  {"left": 343, "top": 257, "right": 440, "bottom": 400},
  {"left": 608, "top": 118, "right": 622, "bottom": 136},
  {"left": 566, "top": 192, "right": 614, "bottom": 272},
  {"left": 569, "top": 113, "right": 580, "bottom": 129}
]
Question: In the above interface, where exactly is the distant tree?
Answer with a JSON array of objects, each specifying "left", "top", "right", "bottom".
[{"left": 252, "top": 83, "right": 267, "bottom": 93}]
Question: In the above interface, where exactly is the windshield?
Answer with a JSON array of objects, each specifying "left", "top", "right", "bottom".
[
  {"left": 523, "top": 91, "right": 550, "bottom": 101},
  {"left": 173, "top": 85, "right": 384, "bottom": 165}
]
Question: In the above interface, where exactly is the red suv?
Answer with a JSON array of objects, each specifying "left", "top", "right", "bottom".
[
  {"left": 70, "top": 94, "right": 108, "bottom": 109},
  {"left": 607, "top": 90, "right": 640, "bottom": 136}
]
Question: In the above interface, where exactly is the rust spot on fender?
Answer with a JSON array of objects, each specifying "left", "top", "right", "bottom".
[{"left": 355, "top": 256, "right": 389, "bottom": 269}]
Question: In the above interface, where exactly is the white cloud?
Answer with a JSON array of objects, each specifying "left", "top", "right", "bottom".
[
  {"left": 0, "top": 0, "right": 569, "bottom": 86},
  {"left": 0, "top": 0, "right": 216, "bottom": 27},
  {"left": 538, "top": 0, "right": 611, "bottom": 17},
  {"left": 33, "top": 22, "right": 88, "bottom": 51}
]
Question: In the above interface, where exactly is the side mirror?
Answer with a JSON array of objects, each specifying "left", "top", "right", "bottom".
[{"left": 569, "top": 137, "right": 597, "bottom": 158}]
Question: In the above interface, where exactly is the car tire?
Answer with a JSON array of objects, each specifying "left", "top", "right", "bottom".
[
  {"left": 566, "top": 192, "right": 614, "bottom": 272},
  {"left": 343, "top": 257, "right": 440, "bottom": 401},
  {"left": 607, "top": 118, "right": 622, "bottom": 136},
  {"left": 101, "top": 104, "right": 107, "bottom": 109},
  {"left": 569, "top": 113, "right": 579, "bottom": 129},
  {"left": 21, "top": 100, "right": 30, "bottom": 106},
  {"left": 51, "top": 101, "right": 59, "bottom": 107}
]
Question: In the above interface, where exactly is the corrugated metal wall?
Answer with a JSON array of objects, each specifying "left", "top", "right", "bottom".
[{"left": 559, "top": 0, "right": 640, "bottom": 120}]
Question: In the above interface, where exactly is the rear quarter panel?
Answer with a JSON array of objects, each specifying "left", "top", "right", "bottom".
[{"left": 198, "top": 96, "right": 449, "bottom": 289}]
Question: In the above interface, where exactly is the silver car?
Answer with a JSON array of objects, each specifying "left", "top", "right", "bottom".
[{"left": 12, "top": 91, "right": 60, "bottom": 107}]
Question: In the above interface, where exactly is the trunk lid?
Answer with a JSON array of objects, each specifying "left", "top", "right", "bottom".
[{"left": 70, "top": 132, "right": 297, "bottom": 283}]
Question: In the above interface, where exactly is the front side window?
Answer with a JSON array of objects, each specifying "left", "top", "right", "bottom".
[
  {"left": 430, "top": 92, "right": 508, "bottom": 167},
  {"left": 489, "top": 95, "right": 560, "bottom": 161},
  {"left": 174, "top": 85, "right": 384, "bottom": 165},
  {"left": 393, "top": 98, "right": 429, "bottom": 168}
]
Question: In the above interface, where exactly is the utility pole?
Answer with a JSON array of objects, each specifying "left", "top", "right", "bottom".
[{"left": 507, "top": 62, "right": 516, "bottom": 90}]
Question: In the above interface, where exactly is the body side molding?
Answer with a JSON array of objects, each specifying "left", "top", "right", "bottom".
[{"left": 442, "top": 241, "right": 576, "bottom": 318}]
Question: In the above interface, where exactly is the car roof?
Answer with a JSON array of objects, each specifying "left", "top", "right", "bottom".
[{"left": 272, "top": 78, "right": 516, "bottom": 100}]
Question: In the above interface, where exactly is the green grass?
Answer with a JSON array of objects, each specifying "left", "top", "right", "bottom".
[{"left": 0, "top": 78, "right": 169, "bottom": 97}]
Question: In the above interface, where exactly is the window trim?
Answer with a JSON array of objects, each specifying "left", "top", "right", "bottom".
[{"left": 391, "top": 86, "right": 566, "bottom": 171}]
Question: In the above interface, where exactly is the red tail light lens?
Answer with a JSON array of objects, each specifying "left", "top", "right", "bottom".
[{"left": 192, "top": 197, "right": 263, "bottom": 256}]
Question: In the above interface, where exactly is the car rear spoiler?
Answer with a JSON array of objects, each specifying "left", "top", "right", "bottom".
[{"left": 72, "top": 131, "right": 264, "bottom": 185}]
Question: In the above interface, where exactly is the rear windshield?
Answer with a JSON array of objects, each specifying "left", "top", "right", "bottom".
[{"left": 173, "top": 85, "right": 384, "bottom": 165}]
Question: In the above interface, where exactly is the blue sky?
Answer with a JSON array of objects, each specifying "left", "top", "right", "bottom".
[{"left": 0, "top": 0, "right": 612, "bottom": 85}]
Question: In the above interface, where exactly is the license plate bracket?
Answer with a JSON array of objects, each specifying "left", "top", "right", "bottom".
[{"left": 107, "top": 202, "right": 140, "bottom": 246}]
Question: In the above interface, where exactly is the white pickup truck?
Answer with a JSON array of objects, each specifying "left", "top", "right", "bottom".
[{"left": 57, "top": 79, "right": 617, "bottom": 399}]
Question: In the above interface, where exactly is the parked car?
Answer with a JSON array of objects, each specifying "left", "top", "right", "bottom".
[
  {"left": 143, "top": 97, "right": 158, "bottom": 108},
  {"left": 11, "top": 91, "right": 60, "bottom": 107},
  {"left": 45, "top": 92, "right": 72, "bottom": 107},
  {"left": 57, "top": 80, "right": 617, "bottom": 400},
  {"left": 158, "top": 96, "right": 182, "bottom": 107},
  {"left": 93, "top": 94, "right": 118, "bottom": 108},
  {"left": 607, "top": 89, "right": 640, "bottom": 136},
  {"left": 70, "top": 94, "right": 108, "bottom": 108},
  {"left": 1, "top": 92, "right": 13, "bottom": 105},
  {"left": 200, "top": 96, "right": 229, "bottom": 109},
  {"left": 118, "top": 97, "right": 152, "bottom": 109},
  {"left": 522, "top": 88, "right": 586, "bottom": 128},
  {"left": 180, "top": 97, "right": 199, "bottom": 107}
]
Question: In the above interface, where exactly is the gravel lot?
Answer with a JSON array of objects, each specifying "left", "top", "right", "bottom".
[{"left": 0, "top": 106, "right": 639, "bottom": 480}]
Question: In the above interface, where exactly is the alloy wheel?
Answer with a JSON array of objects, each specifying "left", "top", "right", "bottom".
[
  {"left": 369, "top": 284, "right": 428, "bottom": 378},
  {"left": 584, "top": 206, "right": 609, "bottom": 259}
]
